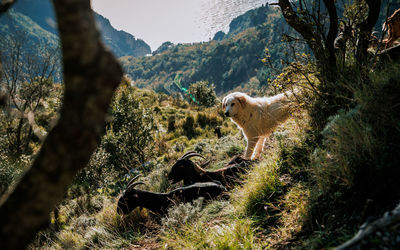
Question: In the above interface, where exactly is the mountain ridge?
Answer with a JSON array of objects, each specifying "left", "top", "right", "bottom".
[{"left": 0, "top": 0, "right": 151, "bottom": 58}]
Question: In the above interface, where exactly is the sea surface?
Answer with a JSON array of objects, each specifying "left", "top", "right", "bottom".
[{"left": 198, "top": 0, "right": 271, "bottom": 39}]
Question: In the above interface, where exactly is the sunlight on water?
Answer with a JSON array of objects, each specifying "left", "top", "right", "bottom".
[{"left": 197, "top": 0, "right": 270, "bottom": 39}]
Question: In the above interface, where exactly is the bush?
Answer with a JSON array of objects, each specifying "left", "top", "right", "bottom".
[
  {"left": 182, "top": 115, "right": 197, "bottom": 138},
  {"left": 105, "top": 87, "right": 158, "bottom": 173},
  {"left": 0, "top": 156, "right": 26, "bottom": 196},
  {"left": 188, "top": 81, "right": 217, "bottom": 108},
  {"left": 196, "top": 112, "right": 222, "bottom": 128},
  {"left": 167, "top": 115, "right": 176, "bottom": 132},
  {"left": 74, "top": 87, "right": 158, "bottom": 193},
  {"left": 311, "top": 64, "right": 400, "bottom": 196},
  {"left": 311, "top": 108, "right": 376, "bottom": 192},
  {"left": 162, "top": 198, "right": 204, "bottom": 230}
]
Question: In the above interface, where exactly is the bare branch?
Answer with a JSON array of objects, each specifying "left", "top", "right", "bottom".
[{"left": 336, "top": 203, "right": 400, "bottom": 250}]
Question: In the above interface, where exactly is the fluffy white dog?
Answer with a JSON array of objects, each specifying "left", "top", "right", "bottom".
[{"left": 222, "top": 91, "right": 292, "bottom": 159}]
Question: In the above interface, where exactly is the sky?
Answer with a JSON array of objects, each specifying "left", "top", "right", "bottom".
[{"left": 91, "top": 0, "right": 269, "bottom": 51}]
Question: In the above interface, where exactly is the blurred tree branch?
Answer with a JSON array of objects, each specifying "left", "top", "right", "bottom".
[
  {"left": 0, "top": 0, "right": 16, "bottom": 14},
  {"left": 0, "top": 0, "right": 123, "bottom": 248}
]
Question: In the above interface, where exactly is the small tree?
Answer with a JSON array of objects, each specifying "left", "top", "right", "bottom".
[
  {"left": 276, "top": 0, "right": 381, "bottom": 131},
  {"left": 103, "top": 87, "right": 157, "bottom": 174},
  {"left": 0, "top": 31, "right": 60, "bottom": 156},
  {"left": 188, "top": 81, "right": 217, "bottom": 108}
]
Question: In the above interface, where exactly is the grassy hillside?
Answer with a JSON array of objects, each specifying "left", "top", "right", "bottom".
[{"left": 2, "top": 60, "right": 399, "bottom": 248}]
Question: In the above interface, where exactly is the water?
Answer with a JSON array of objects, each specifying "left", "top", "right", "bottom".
[{"left": 197, "top": 0, "right": 270, "bottom": 39}]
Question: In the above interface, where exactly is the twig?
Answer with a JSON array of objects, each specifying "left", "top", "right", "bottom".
[{"left": 336, "top": 203, "right": 400, "bottom": 250}]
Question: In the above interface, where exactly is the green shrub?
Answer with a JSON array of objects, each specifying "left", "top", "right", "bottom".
[
  {"left": 182, "top": 115, "right": 198, "bottom": 138},
  {"left": 74, "top": 87, "right": 158, "bottom": 193},
  {"left": 162, "top": 198, "right": 204, "bottom": 230},
  {"left": 311, "top": 108, "right": 376, "bottom": 192},
  {"left": 226, "top": 144, "right": 243, "bottom": 157},
  {"left": 105, "top": 87, "right": 157, "bottom": 172},
  {"left": 196, "top": 111, "right": 222, "bottom": 128},
  {"left": 0, "top": 156, "right": 26, "bottom": 196},
  {"left": 311, "top": 64, "right": 400, "bottom": 195},
  {"left": 188, "top": 81, "right": 218, "bottom": 108},
  {"left": 167, "top": 115, "right": 175, "bottom": 132}
]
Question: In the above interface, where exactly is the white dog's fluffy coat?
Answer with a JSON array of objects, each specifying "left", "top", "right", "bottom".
[{"left": 222, "top": 92, "right": 292, "bottom": 159}]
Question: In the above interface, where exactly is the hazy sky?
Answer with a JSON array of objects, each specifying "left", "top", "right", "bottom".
[{"left": 91, "top": 0, "right": 268, "bottom": 51}]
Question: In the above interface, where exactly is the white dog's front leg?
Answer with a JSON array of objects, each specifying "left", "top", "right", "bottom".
[
  {"left": 244, "top": 137, "right": 257, "bottom": 159},
  {"left": 253, "top": 136, "right": 267, "bottom": 159}
]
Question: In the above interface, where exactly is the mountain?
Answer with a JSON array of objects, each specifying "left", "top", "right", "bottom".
[
  {"left": 95, "top": 14, "right": 151, "bottom": 58},
  {"left": 0, "top": 0, "right": 151, "bottom": 58},
  {"left": 0, "top": 9, "right": 58, "bottom": 47},
  {"left": 121, "top": 4, "right": 300, "bottom": 94},
  {"left": 212, "top": 4, "right": 271, "bottom": 41}
]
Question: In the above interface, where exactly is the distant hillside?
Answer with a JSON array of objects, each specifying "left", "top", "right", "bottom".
[
  {"left": 213, "top": 4, "right": 271, "bottom": 41},
  {"left": 0, "top": 0, "right": 151, "bottom": 58},
  {"left": 95, "top": 14, "right": 151, "bottom": 58},
  {"left": 122, "top": 5, "right": 300, "bottom": 94},
  {"left": 0, "top": 9, "right": 58, "bottom": 47}
]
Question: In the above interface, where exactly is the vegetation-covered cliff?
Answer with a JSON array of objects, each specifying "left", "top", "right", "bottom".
[
  {"left": 95, "top": 13, "right": 151, "bottom": 57},
  {"left": 213, "top": 4, "right": 272, "bottom": 41},
  {"left": 0, "top": 0, "right": 151, "bottom": 58}
]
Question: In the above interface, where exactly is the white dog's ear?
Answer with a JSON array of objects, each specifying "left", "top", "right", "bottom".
[
  {"left": 236, "top": 95, "right": 247, "bottom": 108},
  {"left": 222, "top": 96, "right": 226, "bottom": 110}
]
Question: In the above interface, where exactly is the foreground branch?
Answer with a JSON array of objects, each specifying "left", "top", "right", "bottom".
[
  {"left": 0, "top": 0, "right": 17, "bottom": 14},
  {"left": 378, "top": 43, "right": 400, "bottom": 62},
  {"left": 0, "top": 0, "right": 123, "bottom": 248},
  {"left": 336, "top": 203, "right": 400, "bottom": 250}
]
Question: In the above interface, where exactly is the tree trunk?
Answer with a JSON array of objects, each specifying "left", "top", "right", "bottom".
[
  {"left": 356, "top": 0, "right": 382, "bottom": 65},
  {"left": 277, "top": 0, "right": 338, "bottom": 82},
  {"left": 15, "top": 116, "right": 24, "bottom": 155},
  {"left": 0, "top": 0, "right": 123, "bottom": 249}
]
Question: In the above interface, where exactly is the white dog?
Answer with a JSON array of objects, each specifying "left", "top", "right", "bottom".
[{"left": 222, "top": 91, "right": 293, "bottom": 159}]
